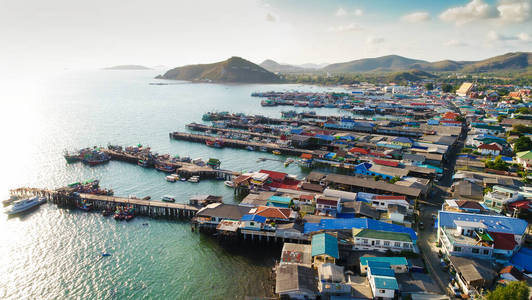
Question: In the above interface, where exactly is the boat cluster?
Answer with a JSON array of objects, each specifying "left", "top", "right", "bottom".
[
  {"left": 111, "top": 205, "right": 135, "bottom": 221},
  {"left": 68, "top": 179, "right": 113, "bottom": 196},
  {"left": 64, "top": 147, "right": 110, "bottom": 166},
  {"left": 166, "top": 174, "right": 200, "bottom": 183}
]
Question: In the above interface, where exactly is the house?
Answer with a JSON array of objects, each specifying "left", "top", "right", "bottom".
[
  {"left": 290, "top": 134, "right": 312, "bottom": 148},
  {"left": 437, "top": 211, "right": 528, "bottom": 261},
  {"left": 317, "top": 263, "right": 351, "bottom": 297},
  {"left": 316, "top": 195, "right": 340, "bottom": 216},
  {"left": 267, "top": 196, "right": 293, "bottom": 208},
  {"left": 367, "top": 164, "right": 409, "bottom": 180},
  {"left": 452, "top": 180, "right": 484, "bottom": 201},
  {"left": 280, "top": 243, "right": 312, "bottom": 267},
  {"left": 387, "top": 204, "right": 408, "bottom": 225},
  {"left": 516, "top": 150, "right": 532, "bottom": 169},
  {"left": 352, "top": 228, "right": 415, "bottom": 253},
  {"left": 499, "top": 265, "right": 527, "bottom": 282},
  {"left": 391, "top": 137, "right": 413, "bottom": 148},
  {"left": 194, "top": 203, "right": 251, "bottom": 226},
  {"left": 311, "top": 233, "right": 339, "bottom": 268},
  {"left": 477, "top": 143, "right": 502, "bottom": 156},
  {"left": 448, "top": 256, "right": 496, "bottom": 296},
  {"left": 367, "top": 261, "right": 399, "bottom": 299},
  {"left": 456, "top": 82, "right": 474, "bottom": 97},
  {"left": 363, "top": 194, "right": 411, "bottom": 212},
  {"left": 359, "top": 256, "right": 409, "bottom": 275},
  {"left": 239, "top": 214, "right": 266, "bottom": 231},
  {"left": 275, "top": 264, "right": 318, "bottom": 300},
  {"left": 444, "top": 199, "right": 488, "bottom": 214},
  {"left": 276, "top": 223, "right": 305, "bottom": 240},
  {"left": 402, "top": 153, "right": 425, "bottom": 165},
  {"left": 482, "top": 185, "right": 522, "bottom": 212},
  {"left": 253, "top": 206, "right": 294, "bottom": 223}
]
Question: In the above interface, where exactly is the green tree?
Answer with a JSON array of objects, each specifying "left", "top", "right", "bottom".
[
  {"left": 497, "top": 115, "right": 505, "bottom": 123},
  {"left": 441, "top": 84, "right": 453, "bottom": 93},
  {"left": 486, "top": 281, "right": 529, "bottom": 300},
  {"left": 486, "top": 155, "right": 509, "bottom": 171},
  {"left": 514, "top": 136, "right": 532, "bottom": 152},
  {"left": 517, "top": 107, "right": 531, "bottom": 114},
  {"left": 424, "top": 82, "right": 434, "bottom": 91}
]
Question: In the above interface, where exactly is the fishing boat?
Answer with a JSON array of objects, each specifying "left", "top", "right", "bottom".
[
  {"left": 224, "top": 180, "right": 235, "bottom": 188},
  {"left": 155, "top": 163, "right": 176, "bottom": 173},
  {"left": 4, "top": 196, "right": 46, "bottom": 215},
  {"left": 64, "top": 150, "right": 81, "bottom": 163},
  {"left": 166, "top": 175, "right": 178, "bottom": 182},
  {"left": 188, "top": 176, "right": 200, "bottom": 183},
  {"left": 77, "top": 201, "right": 93, "bottom": 211},
  {"left": 272, "top": 150, "right": 281, "bottom": 155},
  {"left": 102, "top": 208, "right": 113, "bottom": 216},
  {"left": 162, "top": 195, "right": 176, "bottom": 202},
  {"left": 284, "top": 158, "right": 294, "bottom": 167},
  {"left": 138, "top": 158, "right": 152, "bottom": 167}
]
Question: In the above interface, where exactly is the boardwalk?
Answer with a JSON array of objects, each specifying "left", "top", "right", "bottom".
[
  {"left": 78, "top": 193, "right": 199, "bottom": 211},
  {"left": 186, "top": 123, "right": 279, "bottom": 139}
]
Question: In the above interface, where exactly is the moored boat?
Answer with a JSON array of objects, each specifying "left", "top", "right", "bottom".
[
  {"left": 272, "top": 150, "right": 281, "bottom": 155},
  {"left": 162, "top": 195, "right": 176, "bottom": 202},
  {"left": 224, "top": 180, "right": 235, "bottom": 188},
  {"left": 4, "top": 196, "right": 46, "bottom": 215},
  {"left": 188, "top": 176, "right": 200, "bottom": 183}
]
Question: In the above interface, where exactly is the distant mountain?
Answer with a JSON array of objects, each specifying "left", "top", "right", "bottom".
[
  {"left": 298, "top": 63, "right": 329, "bottom": 69},
  {"left": 259, "top": 59, "right": 304, "bottom": 73},
  {"left": 157, "top": 57, "right": 282, "bottom": 83},
  {"left": 104, "top": 65, "right": 151, "bottom": 70},
  {"left": 387, "top": 70, "right": 436, "bottom": 82},
  {"left": 320, "top": 52, "right": 532, "bottom": 74}
]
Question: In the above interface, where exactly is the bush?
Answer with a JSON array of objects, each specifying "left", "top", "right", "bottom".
[{"left": 486, "top": 281, "right": 529, "bottom": 300}]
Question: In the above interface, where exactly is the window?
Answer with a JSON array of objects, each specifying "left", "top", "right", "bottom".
[
  {"left": 483, "top": 249, "right": 489, "bottom": 255},
  {"left": 454, "top": 246, "right": 462, "bottom": 252},
  {"left": 403, "top": 243, "right": 411, "bottom": 248},
  {"left": 362, "top": 239, "right": 368, "bottom": 244},
  {"left": 375, "top": 240, "right": 380, "bottom": 245},
  {"left": 250, "top": 221, "right": 254, "bottom": 226},
  {"left": 380, "top": 289, "right": 386, "bottom": 294},
  {"left": 384, "top": 241, "right": 390, "bottom": 246},
  {"left": 394, "top": 242, "right": 401, "bottom": 247},
  {"left": 472, "top": 248, "right": 479, "bottom": 254}
]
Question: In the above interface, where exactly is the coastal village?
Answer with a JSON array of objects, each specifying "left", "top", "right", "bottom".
[{"left": 7, "top": 81, "right": 532, "bottom": 299}]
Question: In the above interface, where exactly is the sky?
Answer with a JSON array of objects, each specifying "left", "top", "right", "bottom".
[{"left": 0, "top": 0, "right": 531, "bottom": 71}]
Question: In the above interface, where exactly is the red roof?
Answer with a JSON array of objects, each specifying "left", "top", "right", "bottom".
[
  {"left": 259, "top": 169, "right": 287, "bottom": 181},
  {"left": 442, "top": 112, "right": 459, "bottom": 119},
  {"left": 299, "top": 194, "right": 314, "bottom": 201},
  {"left": 478, "top": 143, "right": 502, "bottom": 151},
  {"left": 374, "top": 195, "right": 407, "bottom": 201},
  {"left": 370, "top": 151, "right": 388, "bottom": 158},
  {"left": 256, "top": 206, "right": 291, "bottom": 219},
  {"left": 456, "top": 200, "right": 485, "bottom": 210},
  {"left": 349, "top": 147, "right": 370, "bottom": 155},
  {"left": 373, "top": 159, "right": 400, "bottom": 167},
  {"left": 508, "top": 200, "right": 530, "bottom": 209},
  {"left": 300, "top": 153, "right": 313, "bottom": 159},
  {"left": 317, "top": 197, "right": 339, "bottom": 206},
  {"left": 489, "top": 231, "right": 517, "bottom": 251}
]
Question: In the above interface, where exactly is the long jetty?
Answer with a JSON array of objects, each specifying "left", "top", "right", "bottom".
[
  {"left": 186, "top": 123, "right": 279, "bottom": 140},
  {"left": 101, "top": 148, "right": 239, "bottom": 180},
  {"left": 10, "top": 187, "right": 198, "bottom": 218},
  {"left": 170, "top": 131, "right": 314, "bottom": 156}
]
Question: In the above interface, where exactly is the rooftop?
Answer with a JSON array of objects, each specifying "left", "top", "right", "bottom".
[
  {"left": 311, "top": 233, "right": 339, "bottom": 259},
  {"left": 353, "top": 228, "right": 412, "bottom": 242}
]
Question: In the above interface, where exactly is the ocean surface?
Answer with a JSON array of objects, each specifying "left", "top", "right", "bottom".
[{"left": 0, "top": 69, "right": 350, "bottom": 299}]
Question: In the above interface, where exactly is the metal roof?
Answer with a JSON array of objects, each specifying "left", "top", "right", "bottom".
[
  {"left": 438, "top": 211, "right": 528, "bottom": 235},
  {"left": 311, "top": 233, "right": 339, "bottom": 259}
]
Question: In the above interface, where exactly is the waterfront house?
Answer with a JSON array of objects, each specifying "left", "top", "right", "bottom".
[
  {"left": 239, "top": 214, "right": 266, "bottom": 231},
  {"left": 194, "top": 203, "right": 251, "bottom": 227},
  {"left": 359, "top": 256, "right": 408, "bottom": 275},
  {"left": 267, "top": 195, "right": 293, "bottom": 208},
  {"left": 352, "top": 228, "right": 415, "bottom": 253},
  {"left": 311, "top": 233, "right": 339, "bottom": 269},
  {"left": 253, "top": 206, "right": 294, "bottom": 223},
  {"left": 276, "top": 223, "right": 305, "bottom": 240},
  {"left": 275, "top": 264, "right": 318, "bottom": 300},
  {"left": 437, "top": 211, "right": 528, "bottom": 261},
  {"left": 280, "top": 243, "right": 312, "bottom": 267}
]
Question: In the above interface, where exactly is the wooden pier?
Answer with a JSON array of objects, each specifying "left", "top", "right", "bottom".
[
  {"left": 186, "top": 123, "right": 279, "bottom": 140},
  {"left": 169, "top": 131, "right": 314, "bottom": 156}
]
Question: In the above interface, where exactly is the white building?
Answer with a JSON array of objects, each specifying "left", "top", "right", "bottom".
[{"left": 352, "top": 228, "right": 415, "bottom": 253}]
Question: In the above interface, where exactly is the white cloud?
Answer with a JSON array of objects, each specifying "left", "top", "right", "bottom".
[
  {"left": 518, "top": 32, "right": 531, "bottom": 41},
  {"left": 401, "top": 11, "right": 431, "bottom": 23},
  {"left": 336, "top": 7, "right": 347, "bottom": 17},
  {"left": 444, "top": 39, "right": 468, "bottom": 47},
  {"left": 440, "top": 0, "right": 497, "bottom": 25},
  {"left": 335, "top": 7, "right": 363, "bottom": 17},
  {"left": 265, "top": 12, "right": 276, "bottom": 22},
  {"left": 366, "top": 36, "right": 384, "bottom": 45},
  {"left": 497, "top": 0, "right": 531, "bottom": 23},
  {"left": 487, "top": 30, "right": 518, "bottom": 41},
  {"left": 328, "top": 23, "right": 363, "bottom": 32}
]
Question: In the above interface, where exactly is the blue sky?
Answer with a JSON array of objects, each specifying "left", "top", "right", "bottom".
[{"left": 0, "top": 0, "right": 531, "bottom": 70}]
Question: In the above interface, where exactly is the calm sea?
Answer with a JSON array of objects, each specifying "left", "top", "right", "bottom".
[{"left": 0, "top": 69, "right": 349, "bottom": 299}]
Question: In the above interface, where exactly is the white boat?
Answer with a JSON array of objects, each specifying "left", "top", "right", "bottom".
[
  {"left": 224, "top": 181, "right": 235, "bottom": 188},
  {"left": 188, "top": 176, "right": 200, "bottom": 183},
  {"left": 5, "top": 196, "right": 46, "bottom": 215},
  {"left": 166, "top": 175, "right": 176, "bottom": 182},
  {"left": 162, "top": 195, "right": 176, "bottom": 202}
]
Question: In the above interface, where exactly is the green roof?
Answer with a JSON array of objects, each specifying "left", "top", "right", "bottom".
[
  {"left": 353, "top": 228, "right": 412, "bottom": 242},
  {"left": 311, "top": 233, "right": 339, "bottom": 259},
  {"left": 517, "top": 150, "right": 532, "bottom": 159},
  {"left": 360, "top": 256, "right": 408, "bottom": 266}
]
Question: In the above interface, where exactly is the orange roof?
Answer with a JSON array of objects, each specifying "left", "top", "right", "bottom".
[
  {"left": 255, "top": 206, "right": 291, "bottom": 219},
  {"left": 300, "top": 153, "right": 313, "bottom": 159}
]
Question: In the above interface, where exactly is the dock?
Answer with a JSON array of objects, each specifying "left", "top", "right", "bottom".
[{"left": 186, "top": 123, "right": 279, "bottom": 140}]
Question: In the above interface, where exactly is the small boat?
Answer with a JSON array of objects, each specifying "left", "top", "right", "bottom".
[
  {"left": 125, "top": 214, "right": 134, "bottom": 222},
  {"left": 284, "top": 158, "right": 294, "bottom": 167},
  {"left": 272, "top": 150, "right": 281, "bottom": 155},
  {"left": 166, "top": 175, "right": 177, "bottom": 182},
  {"left": 102, "top": 208, "right": 113, "bottom": 216},
  {"left": 188, "top": 176, "right": 200, "bottom": 183},
  {"left": 246, "top": 146, "right": 255, "bottom": 151},
  {"left": 259, "top": 147, "right": 268, "bottom": 152},
  {"left": 77, "top": 202, "right": 93, "bottom": 211},
  {"left": 162, "top": 195, "right": 176, "bottom": 202},
  {"left": 180, "top": 177, "right": 187, "bottom": 182},
  {"left": 4, "top": 196, "right": 46, "bottom": 215},
  {"left": 101, "top": 253, "right": 111, "bottom": 257},
  {"left": 224, "top": 180, "right": 235, "bottom": 188}
]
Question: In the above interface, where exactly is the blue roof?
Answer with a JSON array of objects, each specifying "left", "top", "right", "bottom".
[
  {"left": 290, "top": 128, "right": 303, "bottom": 134},
  {"left": 311, "top": 233, "right": 339, "bottom": 259},
  {"left": 268, "top": 196, "right": 292, "bottom": 203},
  {"left": 373, "top": 276, "right": 399, "bottom": 290},
  {"left": 361, "top": 257, "right": 408, "bottom": 266},
  {"left": 304, "top": 218, "right": 417, "bottom": 241},
  {"left": 392, "top": 137, "right": 413, "bottom": 144},
  {"left": 240, "top": 214, "right": 266, "bottom": 223},
  {"left": 315, "top": 134, "right": 335, "bottom": 141},
  {"left": 367, "top": 261, "right": 391, "bottom": 269},
  {"left": 510, "top": 247, "right": 532, "bottom": 272},
  {"left": 438, "top": 211, "right": 528, "bottom": 235},
  {"left": 370, "top": 267, "right": 395, "bottom": 277}
]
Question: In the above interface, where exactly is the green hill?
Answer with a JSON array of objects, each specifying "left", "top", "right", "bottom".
[
  {"left": 386, "top": 70, "right": 436, "bottom": 82},
  {"left": 323, "top": 55, "right": 428, "bottom": 73},
  {"left": 461, "top": 52, "right": 532, "bottom": 73},
  {"left": 157, "top": 57, "right": 282, "bottom": 83},
  {"left": 259, "top": 59, "right": 305, "bottom": 73}
]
